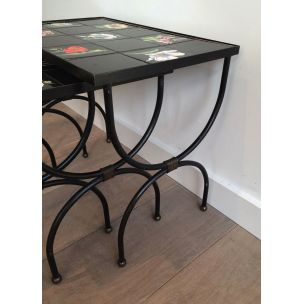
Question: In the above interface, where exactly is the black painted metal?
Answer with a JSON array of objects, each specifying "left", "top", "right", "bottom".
[
  {"left": 44, "top": 94, "right": 110, "bottom": 142},
  {"left": 42, "top": 75, "right": 164, "bottom": 181},
  {"left": 178, "top": 160, "right": 209, "bottom": 211},
  {"left": 42, "top": 138, "right": 57, "bottom": 168},
  {"left": 43, "top": 179, "right": 112, "bottom": 231},
  {"left": 43, "top": 107, "right": 89, "bottom": 158},
  {"left": 117, "top": 169, "right": 166, "bottom": 267},
  {"left": 42, "top": 77, "right": 165, "bottom": 283},
  {"left": 42, "top": 90, "right": 96, "bottom": 182},
  {"left": 44, "top": 168, "right": 160, "bottom": 282},
  {"left": 42, "top": 55, "right": 232, "bottom": 283},
  {"left": 114, "top": 57, "right": 230, "bottom": 266},
  {"left": 104, "top": 57, "right": 230, "bottom": 171},
  {"left": 45, "top": 176, "right": 104, "bottom": 284}
]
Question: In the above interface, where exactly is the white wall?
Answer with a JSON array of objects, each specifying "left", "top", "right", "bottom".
[{"left": 43, "top": 1, "right": 261, "bottom": 237}]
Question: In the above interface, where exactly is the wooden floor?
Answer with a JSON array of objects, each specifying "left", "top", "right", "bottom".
[{"left": 42, "top": 104, "right": 261, "bottom": 304}]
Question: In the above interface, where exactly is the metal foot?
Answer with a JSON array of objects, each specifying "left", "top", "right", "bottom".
[
  {"left": 82, "top": 152, "right": 89, "bottom": 158},
  {"left": 106, "top": 138, "right": 111, "bottom": 143},
  {"left": 105, "top": 226, "right": 113, "bottom": 233},
  {"left": 52, "top": 274, "right": 62, "bottom": 284},
  {"left": 154, "top": 214, "right": 161, "bottom": 221},
  {"left": 117, "top": 258, "right": 127, "bottom": 267},
  {"left": 200, "top": 205, "right": 207, "bottom": 212}
]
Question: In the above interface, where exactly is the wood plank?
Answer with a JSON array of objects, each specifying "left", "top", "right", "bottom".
[
  {"left": 144, "top": 226, "right": 261, "bottom": 304},
  {"left": 43, "top": 185, "right": 236, "bottom": 304}
]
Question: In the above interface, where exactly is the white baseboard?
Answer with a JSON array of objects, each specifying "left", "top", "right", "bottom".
[{"left": 65, "top": 101, "right": 261, "bottom": 239}]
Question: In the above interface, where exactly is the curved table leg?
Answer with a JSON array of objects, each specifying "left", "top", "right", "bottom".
[
  {"left": 42, "top": 90, "right": 96, "bottom": 182},
  {"left": 42, "top": 138, "right": 57, "bottom": 168},
  {"left": 45, "top": 177, "right": 103, "bottom": 284},
  {"left": 115, "top": 167, "right": 161, "bottom": 221},
  {"left": 108, "top": 57, "right": 231, "bottom": 266},
  {"left": 43, "top": 178, "right": 112, "bottom": 232},
  {"left": 45, "top": 168, "right": 160, "bottom": 284},
  {"left": 104, "top": 57, "right": 230, "bottom": 170},
  {"left": 117, "top": 162, "right": 208, "bottom": 266},
  {"left": 42, "top": 75, "right": 164, "bottom": 181},
  {"left": 117, "top": 170, "right": 166, "bottom": 267},
  {"left": 43, "top": 108, "right": 89, "bottom": 158},
  {"left": 178, "top": 160, "right": 209, "bottom": 211},
  {"left": 44, "top": 94, "right": 110, "bottom": 143},
  {"left": 43, "top": 78, "right": 165, "bottom": 283}
]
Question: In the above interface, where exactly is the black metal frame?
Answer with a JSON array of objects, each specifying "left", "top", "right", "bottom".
[
  {"left": 42, "top": 92, "right": 112, "bottom": 182},
  {"left": 42, "top": 94, "right": 112, "bottom": 172},
  {"left": 42, "top": 77, "right": 164, "bottom": 283},
  {"left": 42, "top": 56, "right": 231, "bottom": 284},
  {"left": 107, "top": 57, "right": 231, "bottom": 266}
]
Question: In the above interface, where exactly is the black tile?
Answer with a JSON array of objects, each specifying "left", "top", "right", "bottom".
[
  {"left": 42, "top": 29, "right": 64, "bottom": 37},
  {"left": 124, "top": 39, "right": 233, "bottom": 63},
  {"left": 76, "top": 32, "right": 127, "bottom": 42},
  {"left": 43, "top": 35, "right": 84, "bottom": 48},
  {"left": 111, "top": 27, "right": 160, "bottom": 38},
  {"left": 44, "top": 22, "right": 82, "bottom": 28},
  {"left": 69, "top": 53, "right": 146, "bottom": 75},
  {"left": 138, "top": 34, "right": 190, "bottom": 45},
  {"left": 93, "top": 38, "right": 156, "bottom": 52},
  {"left": 93, "top": 22, "right": 134, "bottom": 31},
  {"left": 44, "top": 43, "right": 114, "bottom": 59},
  {"left": 56, "top": 26, "right": 100, "bottom": 35}
]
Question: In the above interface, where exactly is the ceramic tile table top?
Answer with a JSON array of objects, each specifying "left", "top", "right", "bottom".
[{"left": 43, "top": 17, "right": 239, "bottom": 88}]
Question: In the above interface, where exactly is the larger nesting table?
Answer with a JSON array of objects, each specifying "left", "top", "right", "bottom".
[{"left": 42, "top": 16, "right": 239, "bottom": 284}]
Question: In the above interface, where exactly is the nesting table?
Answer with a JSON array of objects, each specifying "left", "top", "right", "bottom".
[{"left": 42, "top": 16, "right": 239, "bottom": 284}]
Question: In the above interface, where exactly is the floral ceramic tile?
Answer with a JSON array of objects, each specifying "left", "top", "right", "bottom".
[
  {"left": 42, "top": 80, "right": 57, "bottom": 87},
  {"left": 42, "top": 29, "right": 63, "bottom": 37},
  {"left": 95, "top": 23, "right": 130, "bottom": 30},
  {"left": 128, "top": 48, "right": 186, "bottom": 63},
  {"left": 46, "top": 22, "right": 82, "bottom": 28},
  {"left": 77, "top": 32, "right": 125, "bottom": 41},
  {"left": 46, "top": 44, "right": 113, "bottom": 59},
  {"left": 140, "top": 34, "right": 189, "bottom": 45},
  {"left": 42, "top": 30, "right": 56, "bottom": 37}
]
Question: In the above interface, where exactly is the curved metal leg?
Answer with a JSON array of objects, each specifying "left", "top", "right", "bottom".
[
  {"left": 104, "top": 57, "right": 231, "bottom": 171},
  {"left": 117, "top": 162, "right": 208, "bottom": 266},
  {"left": 46, "top": 177, "right": 103, "bottom": 284},
  {"left": 42, "top": 75, "right": 164, "bottom": 180},
  {"left": 115, "top": 167, "right": 161, "bottom": 221},
  {"left": 114, "top": 58, "right": 231, "bottom": 266},
  {"left": 42, "top": 90, "right": 96, "bottom": 182},
  {"left": 42, "top": 138, "right": 57, "bottom": 168},
  {"left": 44, "top": 94, "right": 110, "bottom": 143},
  {"left": 178, "top": 160, "right": 209, "bottom": 211},
  {"left": 43, "top": 108, "right": 89, "bottom": 157},
  {"left": 45, "top": 168, "right": 160, "bottom": 283},
  {"left": 43, "top": 178, "right": 112, "bottom": 233},
  {"left": 94, "top": 101, "right": 111, "bottom": 143},
  {"left": 117, "top": 170, "right": 166, "bottom": 267}
]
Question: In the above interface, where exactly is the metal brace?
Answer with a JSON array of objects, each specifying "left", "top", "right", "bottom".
[
  {"left": 163, "top": 157, "right": 179, "bottom": 173},
  {"left": 101, "top": 165, "right": 115, "bottom": 181}
]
